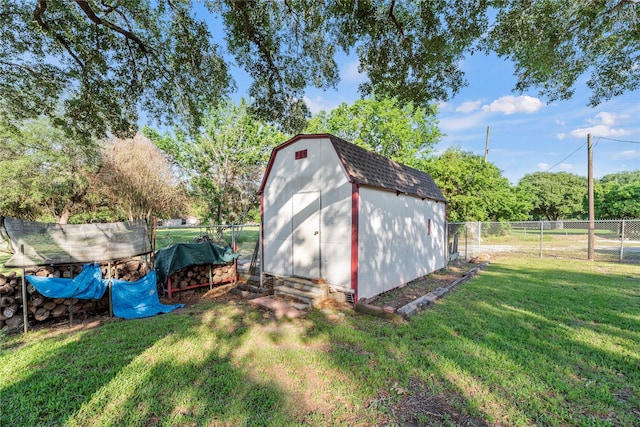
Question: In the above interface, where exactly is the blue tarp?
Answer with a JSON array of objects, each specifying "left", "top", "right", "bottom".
[
  {"left": 26, "top": 263, "right": 183, "bottom": 319},
  {"left": 111, "top": 271, "right": 183, "bottom": 319},
  {"left": 26, "top": 263, "right": 106, "bottom": 300}
]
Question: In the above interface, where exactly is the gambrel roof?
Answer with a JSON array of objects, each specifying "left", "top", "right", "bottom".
[{"left": 259, "top": 134, "right": 447, "bottom": 203}]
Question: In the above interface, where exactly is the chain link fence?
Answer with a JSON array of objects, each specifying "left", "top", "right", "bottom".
[
  {"left": 151, "top": 223, "right": 261, "bottom": 272},
  {"left": 448, "top": 220, "right": 640, "bottom": 263}
]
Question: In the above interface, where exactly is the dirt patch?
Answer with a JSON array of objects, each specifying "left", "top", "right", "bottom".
[
  {"left": 390, "top": 377, "right": 488, "bottom": 426},
  {"left": 365, "top": 259, "right": 481, "bottom": 310}
]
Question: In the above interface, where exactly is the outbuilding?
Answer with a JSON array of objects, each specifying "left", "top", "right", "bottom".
[{"left": 258, "top": 134, "right": 447, "bottom": 303}]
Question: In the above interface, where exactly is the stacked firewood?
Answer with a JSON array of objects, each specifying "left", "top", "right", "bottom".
[
  {"left": 0, "top": 271, "right": 23, "bottom": 331},
  {"left": 0, "top": 258, "right": 149, "bottom": 332},
  {"left": 102, "top": 259, "right": 148, "bottom": 281},
  {"left": 170, "top": 262, "right": 236, "bottom": 289}
]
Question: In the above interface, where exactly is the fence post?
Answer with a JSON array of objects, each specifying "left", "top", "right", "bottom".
[
  {"left": 231, "top": 224, "right": 236, "bottom": 251},
  {"left": 21, "top": 270, "right": 28, "bottom": 334},
  {"left": 620, "top": 219, "right": 625, "bottom": 262},
  {"left": 444, "top": 222, "right": 449, "bottom": 263},
  {"left": 464, "top": 224, "right": 468, "bottom": 261},
  {"left": 477, "top": 222, "right": 482, "bottom": 257},
  {"left": 539, "top": 221, "right": 543, "bottom": 258}
]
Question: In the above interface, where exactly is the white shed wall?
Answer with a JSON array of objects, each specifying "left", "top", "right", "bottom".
[
  {"left": 262, "top": 137, "right": 353, "bottom": 289},
  {"left": 357, "top": 187, "right": 446, "bottom": 300}
]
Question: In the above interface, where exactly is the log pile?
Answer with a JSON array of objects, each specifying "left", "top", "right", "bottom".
[
  {"left": 101, "top": 259, "right": 148, "bottom": 282},
  {"left": 0, "top": 271, "right": 22, "bottom": 331},
  {"left": 0, "top": 258, "right": 149, "bottom": 332},
  {"left": 169, "top": 262, "right": 236, "bottom": 290}
]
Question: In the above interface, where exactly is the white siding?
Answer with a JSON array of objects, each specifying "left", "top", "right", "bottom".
[
  {"left": 262, "top": 137, "right": 352, "bottom": 289},
  {"left": 357, "top": 187, "right": 446, "bottom": 300}
]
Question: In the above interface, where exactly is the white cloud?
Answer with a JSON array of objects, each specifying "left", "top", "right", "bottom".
[
  {"left": 612, "top": 150, "right": 640, "bottom": 160},
  {"left": 481, "top": 95, "right": 544, "bottom": 115},
  {"left": 439, "top": 112, "right": 486, "bottom": 132},
  {"left": 303, "top": 95, "right": 340, "bottom": 115},
  {"left": 557, "top": 132, "right": 566, "bottom": 140},
  {"left": 537, "top": 162, "right": 573, "bottom": 171},
  {"left": 569, "top": 111, "right": 631, "bottom": 139},
  {"left": 340, "top": 59, "right": 365, "bottom": 83},
  {"left": 456, "top": 100, "right": 482, "bottom": 113},
  {"left": 569, "top": 124, "right": 630, "bottom": 139},
  {"left": 437, "top": 101, "right": 451, "bottom": 112},
  {"left": 589, "top": 111, "right": 621, "bottom": 126}
]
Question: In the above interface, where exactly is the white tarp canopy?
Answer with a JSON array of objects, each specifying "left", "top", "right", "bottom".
[{"left": 1, "top": 217, "right": 152, "bottom": 267}]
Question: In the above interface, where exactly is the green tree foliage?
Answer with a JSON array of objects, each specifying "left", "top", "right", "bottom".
[
  {"left": 6, "top": 1, "right": 632, "bottom": 139},
  {"left": 145, "top": 99, "right": 286, "bottom": 223},
  {"left": 595, "top": 170, "right": 640, "bottom": 219},
  {"left": 484, "top": 0, "right": 639, "bottom": 106},
  {"left": 305, "top": 97, "right": 441, "bottom": 168},
  {"left": 600, "top": 170, "right": 640, "bottom": 186},
  {"left": 425, "top": 148, "right": 530, "bottom": 222},
  {"left": 517, "top": 172, "right": 588, "bottom": 221},
  {"left": 1, "top": 0, "right": 231, "bottom": 139},
  {"left": 0, "top": 119, "right": 185, "bottom": 223},
  {"left": 219, "top": 0, "right": 488, "bottom": 130},
  {"left": 0, "top": 117, "right": 99, "bottom": 223}
]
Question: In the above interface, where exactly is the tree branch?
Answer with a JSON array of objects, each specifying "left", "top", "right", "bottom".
[
  {"left": 74, "top": 0, "right": 150, "bottom": 54},
  {"left": 33, "top": 0, "right": 85, "bottom": 68},
  {"left": 388, "top": 0, "right": 405, "bottom": 38},
  {"left": 0, "top": 59, "right": 43, "bottom": 76},
  {"left": 232, "top": 0, "right": 279, "bottom": 78}
]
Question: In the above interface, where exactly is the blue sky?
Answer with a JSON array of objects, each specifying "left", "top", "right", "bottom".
[
  {"left": 298, "top": 52, "right": 640, "bottom": 185},
  {"left": 198, "top": 5, "right": 639, "bottom": 185}
]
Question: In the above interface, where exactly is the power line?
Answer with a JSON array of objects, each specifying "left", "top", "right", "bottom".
[
  {"left": 596, "top": 136, "right": 640, "bottom": 144},
  {"left": 542, "top": 135, "right": 640, "bottom": 173},
  {"left": 542, "top": 140, "right": 587, "bottom": 172}
]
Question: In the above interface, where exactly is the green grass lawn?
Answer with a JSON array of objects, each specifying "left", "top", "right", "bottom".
[
  {"left": 153, "top": 226, "right": 259, "bottom": 256},
  {"left": 2, "top": 256, "right": 639, "bottom": 426}
]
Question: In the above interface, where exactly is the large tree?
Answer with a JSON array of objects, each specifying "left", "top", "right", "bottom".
[
  {"left": 304, "top": 97, "right": 441, "bottom": 168},
  {"left": 0, "top": 117, "right": 99, "bottom": 223},
  {"left": 145, "top": 99, "right": 286, "bottom": 224},
  {"left": 4, "top": 1, "right": 635, "bottom": 139},
  {"left": 484, "top": 0, "right": 639, "bottom": 106},
  {"left": 595, "top": 171, "right": 640, "bottom": 219},
  {"left": 1, "top": 0, "right": 231, "bottom": 139},
  {"left": 517, "top": 172, "right": 588, "bottom": 221},
  {"left": 425, "top": 148, "right": 530, "bottom": 222}
]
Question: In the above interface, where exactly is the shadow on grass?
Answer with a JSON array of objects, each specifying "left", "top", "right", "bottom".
[
  {"left": 2, "top": 258, "right": 638, "bottom": 426},
  {"left": 1, "top": 304, "right": 290, "bottom": 426},
  {"left": 393, "top": 259, "right": 640, "bottom": 425},
  {"left": 299, "top": 258, "right": 639, "bottom": 425}
]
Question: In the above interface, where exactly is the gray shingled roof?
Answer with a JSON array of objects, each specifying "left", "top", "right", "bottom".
[{"left": 329, "top": 135, "right": 447, "bottom": 203}]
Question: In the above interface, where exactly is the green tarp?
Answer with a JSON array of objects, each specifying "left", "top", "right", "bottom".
[{"left": 154, "top": 242, "right": 241, "bottom": 286}]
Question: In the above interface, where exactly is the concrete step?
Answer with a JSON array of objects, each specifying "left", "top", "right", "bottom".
[
  {"left": 273, "top": 283, "right": 328, "bottom": 307},
  {"left": 282, "top": 276, "right": 326, "bottom": 293}
]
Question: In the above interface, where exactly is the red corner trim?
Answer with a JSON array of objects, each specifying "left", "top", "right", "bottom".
[
  {"left": 260, "top": 193, "right": 264, "bottom": 272},
  {"left": 351, "top": 183, "right": 359, "bottom": 302}
]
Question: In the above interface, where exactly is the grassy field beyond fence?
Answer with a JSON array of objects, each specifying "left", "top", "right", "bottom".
[
  {"left": 2, "top": 256, "right": 639, "bottom": 426},
  {"left": 153, "top": 224, "right": 259, "bottom": 259}
]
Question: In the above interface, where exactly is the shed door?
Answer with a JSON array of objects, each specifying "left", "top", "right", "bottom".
[{"left": 292, "top": 191, "right": 320, "bottom": 278}]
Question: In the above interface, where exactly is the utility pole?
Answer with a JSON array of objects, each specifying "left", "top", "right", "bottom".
[
  {"left": 484, "top": 126, "right": 490, "bottom": 162},
  {"left": 587, "top": 133, "right": 595, "bottom": 261}
]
